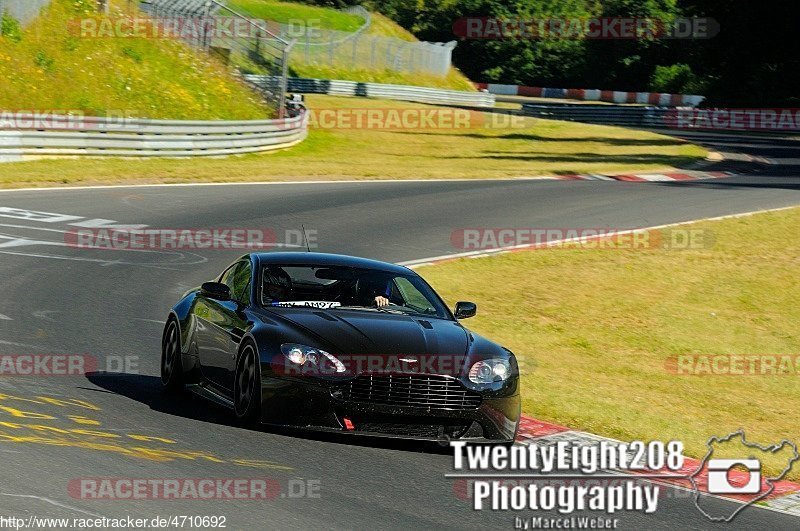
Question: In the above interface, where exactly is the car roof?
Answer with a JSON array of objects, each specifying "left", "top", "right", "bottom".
[{"left": 252, "top": 252, "right": 414, "bottom": 275}]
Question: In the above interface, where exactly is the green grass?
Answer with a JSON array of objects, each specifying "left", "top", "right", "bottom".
[
  {"left": 367, "top": 13, "right": 416, "bottom": 41},
  {"left": 228, "top": 0, "right": 365, "bottom": 32},
  {"left": 417, "top": 208, "right": 800, "bottom": 479},
  {"left": 0, "top": 94, "right": 707, "bottom": 188},
  {"left": 0, "top": 0, "right": 271, "bottom": 119}
]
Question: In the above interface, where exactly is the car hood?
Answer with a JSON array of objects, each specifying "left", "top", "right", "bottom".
[{"left": 269, "top": 309, "right": 470, "bottom": 357}]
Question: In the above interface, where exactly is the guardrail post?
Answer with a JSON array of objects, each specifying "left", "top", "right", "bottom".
[
  {"left": 278, "top": 39, "right": 295, "bottom": 118},
  {"left": 202, "top": 1, "right": 212, "bottom": 51}
]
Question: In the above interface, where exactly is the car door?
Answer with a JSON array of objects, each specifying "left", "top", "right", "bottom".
[{"left": 197, "top": 260, "right": 252, "bottom": 393}]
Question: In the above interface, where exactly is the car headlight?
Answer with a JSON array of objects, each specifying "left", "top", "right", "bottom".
[
  {"left": 468, "top": 358, "right": 511, "bottom": 384},
  {"left": 281, "top": 343, "right": 346, "bottom": 374}
]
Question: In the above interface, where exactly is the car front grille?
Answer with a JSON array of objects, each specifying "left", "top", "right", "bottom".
[
  {"left": 354, "top": 421, "right": 471, "bottom": 439},
  {"left": 336, "top": 374, "right": 482, "bottom": 411}
]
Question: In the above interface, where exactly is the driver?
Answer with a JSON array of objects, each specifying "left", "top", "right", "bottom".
[
  {"left": 263, "top": 267, "right": 293, "bottom": 304},
  {"left": 357, "top": 275, "right": 395, "bottom": 308}
]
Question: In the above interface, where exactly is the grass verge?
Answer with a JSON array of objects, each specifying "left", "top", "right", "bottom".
[
  {"left": 417, "top": 207, "right": 800, "bottom": 479},
  {"left": 228, "top": 0, "right": 365, "bottom": 32},
  {"left": 0, "top": 0, "right": 271, "bottom": 119},
  {"left": 0, "top": 95, "right": 707, "bottom": 188}
]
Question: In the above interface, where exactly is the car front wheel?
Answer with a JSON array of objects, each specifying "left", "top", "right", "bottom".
[
  {"left": 161, "top": 319, "right": 184, "bottom": 392},
  {"left": 234, "top": 342, "right": 261, "bottom": 423}
]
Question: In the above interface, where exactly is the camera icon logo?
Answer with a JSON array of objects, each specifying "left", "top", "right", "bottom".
[
  {"left": 706, "top": 458, "right": 761, "bottom": 494},
  {"left": 691, "top": 430, "right": 799, "bottom": 522}
]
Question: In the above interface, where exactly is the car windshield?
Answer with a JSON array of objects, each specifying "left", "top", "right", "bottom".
[{"left": 260, "top": 265, "right": 451, "bottom": 319}]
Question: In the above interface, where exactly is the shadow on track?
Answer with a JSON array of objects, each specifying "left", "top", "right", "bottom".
[{"left": 85, "top": 371, "right": 454, "bottom": 455}]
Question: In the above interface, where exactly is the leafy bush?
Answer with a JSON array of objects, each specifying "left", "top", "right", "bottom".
[
  {"left": 0, "top": 12, "right": 22, "bottom": 43},
  {"left": 650, "top": 63, "right": 705, "bottom": 94}
]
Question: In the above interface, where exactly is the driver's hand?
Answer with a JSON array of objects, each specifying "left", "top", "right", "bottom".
[{"left": 374, "top": 296, "right": 390, "bottom": 307}]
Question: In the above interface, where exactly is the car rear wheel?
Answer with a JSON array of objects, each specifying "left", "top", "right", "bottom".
[
  {"left": 161, "top": 319, "right": 184, "bottom": 392},
  {"left": 234, "top": 343, "right": 261, "bottom": 423}
]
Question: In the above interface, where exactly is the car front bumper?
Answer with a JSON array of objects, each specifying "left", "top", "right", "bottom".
[{"left": 257, "top": 371, "right": 521, "bottom": 443}]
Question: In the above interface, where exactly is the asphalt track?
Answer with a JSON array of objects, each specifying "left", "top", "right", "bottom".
[{"left": 0, "top": 131, "right": 798, "bottom": 529}]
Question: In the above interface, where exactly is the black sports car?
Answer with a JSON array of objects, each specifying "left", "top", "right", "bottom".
[{"left": 161, "top": 252, "right": 520, "bottom": 443}]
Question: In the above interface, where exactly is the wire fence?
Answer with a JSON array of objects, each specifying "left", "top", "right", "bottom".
[
  {"left": 0, "top": 0, "right": 51, "bottom": 28},
  {"left": 140, "top": 0, "right": 294, "bottom": 114},
  {"left": 236, "top": 4, "right": 457, "bottom": 77},
  {"left": 288, "top": 29, "right": 456, "bottom": 77}
]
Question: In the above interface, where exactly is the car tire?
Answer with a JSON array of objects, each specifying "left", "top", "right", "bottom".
[
  {"left": 161, "top": 318, "right": 184, "bottom": 392},
  {"left": 234, "top": 341, "right": 262, "bottom": 424}
]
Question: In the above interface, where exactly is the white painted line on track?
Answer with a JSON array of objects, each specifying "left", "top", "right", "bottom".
[
  {"left": 0, "top": 176, "right": 560, "bottom": 194},
  {"left": 136, "top": 318, "right": 166, "bottom": 325},
  {"left": 0, "top": 340, "right": 47, "bottom": 349},
  {"left": 398, "top": 204, "right": 800, "bottom": 268},
  {"left": 32, "top": 310, "right": 58, "bottom": 322},
  {"left": 0, "top": 493, "right": 105, "bottom": 518}
]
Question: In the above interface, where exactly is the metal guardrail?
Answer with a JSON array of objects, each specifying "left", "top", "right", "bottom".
[
  {"left": 0, "top": 112, "right": 309, "bottom": 159},
  {"left": 247, "top": 76, "right": 496, "bottom": 108},
  {"left": 479, "top": 83, "right": 705, "bottom": 107},
  {"left": 0, "top": 73, "right": 492, "bottom": 162},
  {"left": 521, "top": 104, "right": 675, "bottom": 128},
  {"left": 520, "top": 104, "right": 800, "bottom": 133}
]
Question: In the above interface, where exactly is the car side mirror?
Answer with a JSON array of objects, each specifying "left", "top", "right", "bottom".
[
  {"left": 201, "top": 282, "right": 231, "bottom": 302},
  {"left": 454, "top": 301, "right": 477, "bottom": 319}
]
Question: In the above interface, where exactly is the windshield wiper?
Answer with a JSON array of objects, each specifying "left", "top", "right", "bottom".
[{"left": 374, "top": 306, "right": 406, "bottom": 315}]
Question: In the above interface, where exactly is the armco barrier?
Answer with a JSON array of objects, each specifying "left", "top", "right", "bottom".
[
  {"left": 478, "top": 82, "right": 705, "bottom": 108},
  {"left": 521, "top": 103, "right": 669, "bottom": 128},
  {"left": 520, "top": 104, "right": 800, "bottom": 132},
  {"left": 0, "top": 112, "right": 309, "bottom": 159},
  {"left": 247, "top": 76, "right": 496, "bottom": 108}
]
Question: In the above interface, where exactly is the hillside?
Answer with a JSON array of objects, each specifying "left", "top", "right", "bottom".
[
  {"left": 0, "top": 0, "right": 272, "bottom": 119},
  {"left": 227, "top": 0, "right": 474, "bottom": 90},
  {"left": 228, "top": 0, "right": 365, "bottom": 32}
]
